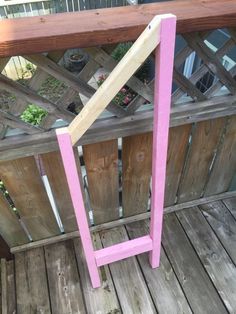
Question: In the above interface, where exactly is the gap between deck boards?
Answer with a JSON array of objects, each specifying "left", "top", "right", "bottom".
[{"left": 10, "top": 190, "right": 236, "bottom": 254}]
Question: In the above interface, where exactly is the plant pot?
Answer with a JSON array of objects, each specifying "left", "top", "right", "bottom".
[{"left": 67, "top": 53, "right": 87, "bottom": 72}]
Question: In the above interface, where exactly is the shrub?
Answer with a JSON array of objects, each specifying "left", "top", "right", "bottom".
[
  {"left": 21, "top": 104, "right": 47, "bottom": 125},
  {"left": 111, "top": 42, "right": 151, "bottom": 83}
]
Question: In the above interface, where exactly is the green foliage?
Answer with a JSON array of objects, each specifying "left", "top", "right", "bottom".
[
  {"left": 21, "top": 104, "right": 47, "bottom": 125},
  {"left": 111, "top": 42, "right": 133, "bottom": 62},
  {"left": 39, "top": 76, "right": 62, "bottom": 95},
  {"left": 97, "top": 74, "right": 135, "bottom": 107},
  {"left": 25, "top": 63, "right": 35, "bottom": 73},
  {"left": 111, "top": 42, "right": 150, "bottom": 83}
]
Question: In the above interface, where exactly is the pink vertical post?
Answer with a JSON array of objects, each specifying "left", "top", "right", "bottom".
[
  {"left": 149, "top": 15, "right": 176, "bottom": 268},
  {"left": 56, "top": 129, "right": 101, "bottom": 288}
]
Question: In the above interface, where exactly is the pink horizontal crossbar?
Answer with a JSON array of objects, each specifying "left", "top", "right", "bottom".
[{"left": 95, "top": 235, "right": 153, "bottom": 267}]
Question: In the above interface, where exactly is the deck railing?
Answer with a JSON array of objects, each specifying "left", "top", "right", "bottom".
[{"left": 0, "top": 0, "right": 236, "bottom": 255}]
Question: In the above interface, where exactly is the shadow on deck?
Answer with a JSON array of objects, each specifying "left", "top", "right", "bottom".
[{"left": 1, "top": 197, "right": 236, "bottom": 314}]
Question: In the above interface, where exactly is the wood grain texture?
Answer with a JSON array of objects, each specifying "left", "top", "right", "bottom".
[
  {"left": 1, "top": 259, "right": 7, "bottom": 314},
  {"left": 0, "top": 236, "right": 12, "bottom": 260},
  {"left": 223, "top": 196, "right": 236, "bottom": 220},
  {"left": 25, "top": 53, "right": 129, "bottom": 119},
  {"left": 1, "top": 0, "right": 236, "bottom": 57},
  {"left": 0, "top": 74, "right": 74, "bottom": 123},
  {"left": 122, "top": 132, "right": 152, "bottom": 217},
  {"left": 183, "top": 32, "right": 236, "bottom": 94},
  {"left": 40, "top": 151, "right": 78, "bottom": 232},
  {"left": 177, "top": 207, "right": 236, "bottom": 313},
  {"left": 164, "top": 125, "right": 191, "bottom": 206},
  {"left": 0, "top": 193, "right": 28, "bottom": 247},
  {"left": 83, "top": 139, "right": 119, "bottom": 225},
  {"left": 25, "top": 53, "right": 95, "bottom": 98},
  {"left": 204, "top": 115, "right": 236, "bottom": 196},
  {"left": 1, "top": 93, "right": 235, "bottom": 162},
  {"left": 44, "top": 240, "right": 86, "bottom": 314},
  {"left": 173, "top": 68, "right": 207, "bottom": 101},
  {"left": 100, "top": 226, "right": 156, "bottom": 314},
  {"left": 68, "top": 15, "right": 162, "bottom": 145},
  {"left": 10, "top": 191, "right": 236, "bottom": 254},
  {"left": 85, "top": 46, "right": 154, "bottom": 103},
  {"left": 1, "top": 259, "right": 16, "bottom": 314},
  {"left": 11, "top": 51, "right": 64, "bottom": 118},
  {"left": 0, "top": 157, "right": 60, "bottom": 240},
  {"left": 178, "top": 118, "right": 225, "bottom": 202},
  {"left": 74, "top": 234, "right": 121, "bottom": 314},
  {"left": 200, "top": 201, "right": 236, "bottom": 263},
  {"left": 162, "top": 213, "right": 227, "bottom": 314},
  {"left": 0, "top": 111, "right": 42, "bottom": 135},
  {"left": 15, "top": 248, "right": 51, "bottom": 314},
  {"left": 126, "top": 220, "right": 192, "bottom": 314}
]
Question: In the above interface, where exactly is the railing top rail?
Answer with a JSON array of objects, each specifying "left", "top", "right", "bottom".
[{"left": 0, "top": 0, "right": 236, "bottom": 57}]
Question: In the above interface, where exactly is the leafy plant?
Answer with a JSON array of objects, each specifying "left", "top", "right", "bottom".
[
  {"left": 111, "top": 42, "right": 132, "bottom": 62},
  {"left": 111, "top": 42, "right": 151, "bottom": 83},
  {"left": 21, "top": 104, "right": 47, "bottom": 125}
]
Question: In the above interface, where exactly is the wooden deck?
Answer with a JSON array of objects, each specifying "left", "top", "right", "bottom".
[{"left": 1, "top": 197, "right": 236, "bottom": 314}]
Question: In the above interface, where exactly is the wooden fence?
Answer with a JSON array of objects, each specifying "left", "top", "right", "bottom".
[
  {"left": 0, "top": 0, "right": 236, "bottom": 253},
  {"left": 0, "top": 0, "right": 129, "bottom": 80}
]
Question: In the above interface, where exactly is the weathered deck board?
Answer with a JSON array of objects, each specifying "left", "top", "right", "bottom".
[
  {"left": 44, "top": 240, "right": 86, "bottom": 314},
  {"left": 15, "top": 248, "right": 51, "bottom": 314},
  {"left": 3, "top": 198, "right": 236, "bottom": 314},
  {"left": 162, "top": 213, "right": 227, "bottom": 314},
  {"left": 100, "top": 226, "right": 156, "bottom": 313},
  {"left": 126, "top": 220, "right": 192, "bottom": 314},
  {"left": 200, "top": 201, "right": 236, "bottom": 263},
  {"left": 177, "top": 207, "right": 236, "bottom": 313},
  {"left": 74, "top": 234, "right": 121, "bottom": 313}
]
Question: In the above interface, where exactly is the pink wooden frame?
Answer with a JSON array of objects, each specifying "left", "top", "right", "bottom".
[{"left": 56, "top": 15, "right": 176, "bottom": 288}]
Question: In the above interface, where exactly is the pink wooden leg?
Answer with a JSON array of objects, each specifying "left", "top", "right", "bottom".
[
  {"left": 56, "top": 129, "right": 101, "bottom": 288},
  {"left": 149, "top": 16, "right": 176, "bottom": 268}
]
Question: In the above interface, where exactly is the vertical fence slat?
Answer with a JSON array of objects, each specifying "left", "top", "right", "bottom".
[
  {"left": 40, "top": 150, "right": 78, "bottom": 232},
  {"left": 177, "top": 118, "right": 226, "bottom": 203},
  {"left": 0, "top": 193, "right": 28, "bottom": 247},
  {"left": 164, "top": 124, "right": 191, "bottom": 207},
  {"left": 122, "top": 132, "right": 152, "bottom": 217},
  {"left": 83, "top": 139, "right": 119, "bottom": 225},
  {"left": 0, "top": 157, "right": 60, "bottom": 240},
  {"left": 0, "top": 235, "right": 12, "bottom": 260},
  {"left": 204, "top": 115, "right": 236, "bottom": 196}
]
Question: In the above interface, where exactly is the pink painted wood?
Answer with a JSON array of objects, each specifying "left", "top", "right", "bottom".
[
  {"left": 56, "top": 129, "right": 101, "bottom": 288},
  {"left": 149, "top": 16, "right": 177, "bottom": 267},
  {"left": 56, "top": 14, "right": 176, "bottom": 288},
  {"left": 95, "top": 235, "right": 153, "bottom": 267}
]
